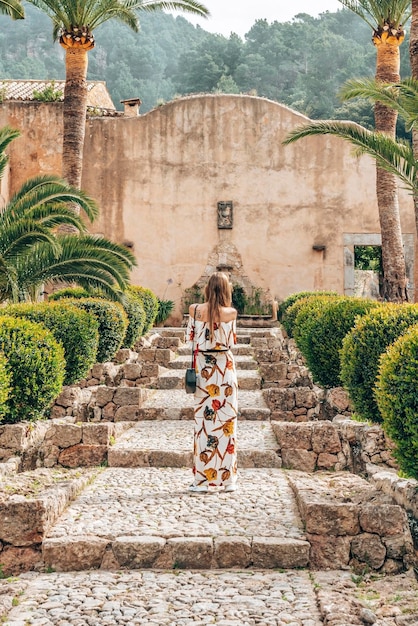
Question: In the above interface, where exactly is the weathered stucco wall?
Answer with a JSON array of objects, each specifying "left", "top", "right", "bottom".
[{"left": 1, "top": 95, "right": 416, "bottom": 320}]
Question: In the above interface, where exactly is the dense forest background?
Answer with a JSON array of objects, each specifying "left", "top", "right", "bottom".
[{"left": 0, "top": 5, "right": 412, "bottom": 129}]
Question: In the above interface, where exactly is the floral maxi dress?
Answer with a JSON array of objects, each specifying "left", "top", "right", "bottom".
[{"left": 186, "top": 317, "right": 238, "bottom": 488}]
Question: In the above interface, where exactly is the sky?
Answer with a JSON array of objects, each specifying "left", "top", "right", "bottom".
[{"left": 182, "top": 0, "right": 342, "bottom": 37}]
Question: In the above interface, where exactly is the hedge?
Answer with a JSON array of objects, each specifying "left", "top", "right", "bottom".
[
  {"left": 282, "top": 293, "right": 338, "bottom": 338},
  {"left": 293, "top": 296, "right": 379, "bottom": 388},
  {"left": 128, "top": 286, "right": 159, "bottom": 334},
  {"left": 278, "top": 290, "right": 339, "bottom": 327},
  {"left": 66, "top": 298, "right": 128, "bottom": 362},
  {"left": 1, "top": 302, "right": 99, "bottom": 385},
  {"left": 340, "top": 303, "right": 418, "bottom": 423},
  {"left": 121, "top": 290, "right": 146, "bottom": 348},
  {"left": 48, "top": 287, "right": 91, "bottom": 301},
  {"left": 0, "top": 316, "right": 65, "bottom": 423},
  {"left": 375, "top": 324, "right": 418, "bottom": 480},
  {"left": 0, "top": 352, "right": 11, "bottom": 422}
]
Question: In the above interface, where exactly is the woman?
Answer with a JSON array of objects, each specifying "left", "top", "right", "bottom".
[{"left": 186, "top": 272, "right": 238, "bottom": 493}]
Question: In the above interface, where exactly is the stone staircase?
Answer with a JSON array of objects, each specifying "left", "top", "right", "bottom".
[{"left": 1, "top": 326, "right": 417, "bottom": 626}]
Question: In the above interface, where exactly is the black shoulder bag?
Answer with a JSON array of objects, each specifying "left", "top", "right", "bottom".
[{"left": 185, "top": 305, "right": 198, "bottom": 394}]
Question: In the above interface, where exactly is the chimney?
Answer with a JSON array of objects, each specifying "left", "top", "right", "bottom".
[{"left": 120, "top": 98, "right": 142, "bottom": 117}]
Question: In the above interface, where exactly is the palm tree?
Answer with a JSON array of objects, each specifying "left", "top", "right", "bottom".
[
  {"left": 26, "top": 0, "right": 209, "bottom": 190},
  {"left": 333, "top": 0, "right": 411, "bottom": 302},
  {"left": 410, "top": 1, "right": 418, "bottom": 234},
  {"left": 0, "top": 0, "right": 24, "bottom": 19},
  {"left": 0, "top": 127, "right": 136, "bottom": 301}
]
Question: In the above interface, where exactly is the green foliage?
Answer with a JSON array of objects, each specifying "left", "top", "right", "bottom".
[
  {"left": 121, "top": 290, "right": 146, "bottom": 348},
  {"left": 1, "top": 301, "right": 99, "bottom": 385},
  {"left": 128, "top": 286, "right": 159, "bottom": 334},
  {"left": 375, "top": 325, "right": 418, "bottom": 480},
  {"left": 279, "top": 291, "right": 338, "bottom": 336},
  {"left": 155, "top": 298, "right": 174, "bottom": 325},
  {"left": 340, "top": 304, "right": 418, "bottom": 423},
  {"left": 48, "top": 287, "right": 91, "bottom": 300},
  {"left": 0, "top": 315, "right": 65, "bottom": 423},
  {"left": 232, "top": 284, "right": 246, "bottom": 314},
  {"left": 32, "top": 81, "right": 63, "bottom": 102},
  {"left": 67, "top": 298, "right": 127, "bottom": 362},
  {"left": 293, "top": 296, "right": 379, "bottom": 388},
  {"left": 354, "top": 245, "right": 383, "bottom": 272},
  {"left": 0, "top": 352, "right": 11, "bottom": 422},
  {"left": 182, "top": 283, "right": 204, "bottom": 312}
]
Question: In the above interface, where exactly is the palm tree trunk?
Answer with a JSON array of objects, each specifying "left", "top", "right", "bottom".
[
  {"left": 410, "top": 0, "right": 418, "bottom": 238},
  {"left": 374, "top": 42, "right": 408, "bottom": 302},
  {"left": 62, "top": 48, "right": 88, "bottom": 190}
]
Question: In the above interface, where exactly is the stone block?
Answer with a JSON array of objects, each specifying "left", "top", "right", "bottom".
[
  {"left": 139, "top": 348, "right": 157, "bottom": 362},
  {"left": 0, "top": 545, "right": 42, "bottom": 575},
  {"left": 307, "top": 534, "right": 352, "bottom": 569},
  {"left": 154, "top": 337, "right": 180, "bottom": 350},
  {"left": 359, "top": 504, "right": 408, "bottom": 536},
  {"left": 141, "top": 362, "right": 164, "bottom": 378},
  {"left": 82, "top": 423, "right": 113, "bottom": 445},
  {"left": 123, "top": 363, "right": 143, "bottom": 380},
  {"left": 0, "top": 424, "right": 26, "bottom": 450},
  {"left": 91, "top": 363, "right": 105, "bottom": 379},
  {"left": 113, "top": 388, "right": 144, "bottom": 407},
  {"left": 304, "top": 503, "right": 360, "bottom": 536},
  {"left": 294, "top": 388, "right": 318, "bottom": 409},
  {"left": 95, "top": 387, "right": 115, "bottom": 407},
  {"left": 258, "top": 363, "right": 288, "bottom": 382},
  {"left": 47, "top": 424, "right": 82, "bottom": 448},
  {"left": 112, "top": 536, "right": 166, "bottom": 568},
  {"left": 317, "top": 453, "right": 339, "bottom": 469},
  {"left": 213, "top": 536, "right": 251, "bottom": 568},
  {"left": 155, "top": 537, "right": 213, "bottom": 569},
  {"left": 272, "top": 423, "right": 312, "bottom": 451},
  {"left": 114, "top": 406, "right": 142, "bottom": 421},
  {"left": 113, "top": 349, "right": 136, "bottom": 363},
  {"left": 58, "top": 444, "right": 107, "bottom": 468},
  {"left": 155, "top": 349, "right": 176, "bottom": 366},
  {"left": 54, "top": 387, "right": 84, "bottom": 408},
  {"left": 325, "top": 387, "right": 351, "bottom": 412},
  {"left": 0, "top": 497, "right": 48, "bottom": 545},
  {"left": 43, "top": 536, "right": 109, "bottom": 571},
  {"left": 252, "top": 537, "right": 310, "bottom": 568},
  {"left": 102, "top": 402, "right": 116, "bottom": 420},
  {"left": 382, "top": 534, "right": 414, "bottom": 561},
  {"left": 263, "top": 388, "right": 295, "bottom": 411},
  {"left": 238, "top": 450, "right": 282, "bottom": 468},
  {"left": 312, "top": 423, "right": 342, "bottom": 454},
  {"left": 350, "top": 533, "right": 386, "bottom": 569},
  {"left": 281, "top": 449, "right": 317, "bottom": 472}
]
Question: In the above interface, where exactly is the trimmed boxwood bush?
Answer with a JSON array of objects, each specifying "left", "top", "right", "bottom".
[
  {"left": 0, "top": 352, "right": 11, "bottom": 422},
  {"left": 375, "top": 324, "right": 418, "bottom": 480},
  {"left": 279, "top": 291, "right": 338, "bottom": 325},
  {"left": 67, "top": 298, "right": 128, "bottom": 362},
  {"left": 49, "top": 287, "right": 91, "bottom": 301},
  {"left": 282, "top": 293, "right": 338, "bottom": 338},
  {"left": 128, "top": 286, "right": 159, "bottom": 334},
  {"left": 293, "top": 296, "right": 379, "bottom": 388},
  {"left": 121, "top": 290, "right": 146, "bottom": 348},
  {"left": 340, "top": 304, "right": 418, "bottom": 423},
  {"left": 0, "top": 316, "right": 65, "bottom": 423},
  {"left": 2, "top": 302, "right": 99, "bottom": 385}
]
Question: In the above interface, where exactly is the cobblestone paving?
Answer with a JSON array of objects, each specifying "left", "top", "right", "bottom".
[
  {"left": 46, "top": 468, "right": 304, "bottom": 541},
  {"left": 3, "top": 569, "right": 322, "bottom": 626},
  {"left": 111, "top": 422, "right": 278, "bottom": 453}
]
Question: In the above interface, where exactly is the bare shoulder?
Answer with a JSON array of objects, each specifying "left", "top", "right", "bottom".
[
  {"left": 220, "top": 306, "right": 237, "bottom": 322},
  {"left": 189, "top": 303, "right": 207, "bottom": 320}
]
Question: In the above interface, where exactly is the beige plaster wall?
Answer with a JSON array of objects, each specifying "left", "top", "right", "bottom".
[{"left": 1, "top": 95, "right": 416, "bottom": 320}]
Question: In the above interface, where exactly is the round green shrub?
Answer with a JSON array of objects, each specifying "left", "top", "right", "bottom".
[
  {"left": 67, "top": 298, "right": 128, "bottom": 362},
  {"left": 293, "top": 296, "right": 379, "bottom": 388},
  {"left": 121, "top": 291, "right": 146, "bottom": 348},
  {"left": 0, "top": 352, "right": 11, "bottom": 422},
  {"left": 340, "top": 303, "right": 418, "bottom": 423},
  {"left": 375, "top": 324, "right": 418, "bottom": 480},
  {"left": 0, "top": 316, "right": 65, "bottom": 423},
  {"left": 48, "top": 287, "right": 91, "bottom": 301},
  {"left": 282, "top": 293, "right": 338, "bottom": 338},
  {"left": 1, "top": 302, "right": 99, "bottom": 385},
  {"left": 128, "top": 286, "right": 159, "bottom": 334},
  {"left": 278, "top": 290, "right": 339, "bottom": 325}
]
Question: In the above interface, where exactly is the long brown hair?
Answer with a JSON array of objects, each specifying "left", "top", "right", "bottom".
[{"left": 204, "top": 272, "right": 232, "bottom": 340}]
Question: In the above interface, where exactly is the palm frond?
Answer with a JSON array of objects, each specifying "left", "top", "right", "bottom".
[
  {"left": 0, "top": 0, "right": 24, "bottom": 19},
  {"left": 337, "top": 0, "right": 411, "bottom": 29},
  {"left": 0, "top": 219, "right": 62, "bottom": 259},
  {"left": 135, "top": 0, "right": 209, "bottom": 16},
  {"left": 283, "top": 120, "right": 417, "bottom": 192},
  {"left": 0, "top": 126, "right": 20, "bottom": 181}
]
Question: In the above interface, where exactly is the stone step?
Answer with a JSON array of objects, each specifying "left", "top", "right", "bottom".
[
  {"left": 177, "top": 343, "right": 254, "bottom": 356},
  {"left": 154, "top": 368, "right": 261, "bottom": 391},
  {"left": 42, "top": 467, "right": 310, "bottom": 571},
  {"left": 167, "top": 354, "right": 258, "bottom": 370},
  {"left": 288, "top": 471, "right": 414, "bottom": 573},
  {"left": 115, "top": 389, "right": 270, "bottom": 421},
  {"left": 108, "top": 421, "right": 281, "bottom": 469}
]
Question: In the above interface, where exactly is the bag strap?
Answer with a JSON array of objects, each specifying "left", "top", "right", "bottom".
[{"left": 191, "top": 304, "right": 198, "bottom": 368}]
